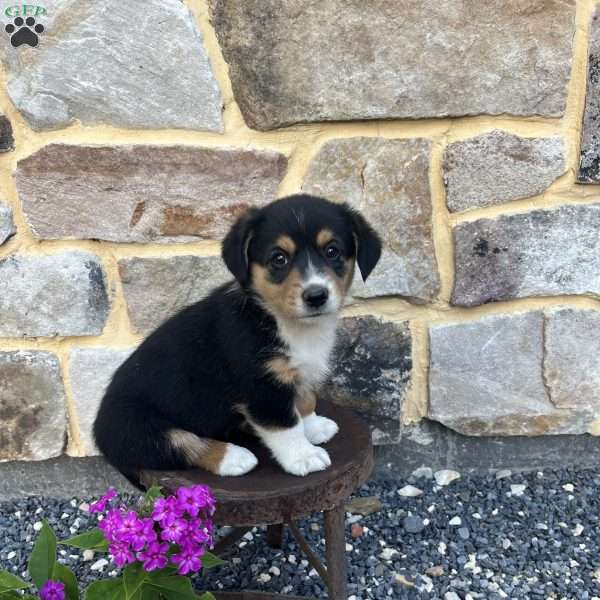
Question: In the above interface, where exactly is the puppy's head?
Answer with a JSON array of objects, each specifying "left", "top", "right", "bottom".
[{"left": 222, "top": 194, "right": 382, "bottom": 322}]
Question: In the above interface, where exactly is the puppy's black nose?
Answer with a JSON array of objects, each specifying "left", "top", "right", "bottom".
[{"left": 302, "top": 285, "right": 329, "bottom": 308}]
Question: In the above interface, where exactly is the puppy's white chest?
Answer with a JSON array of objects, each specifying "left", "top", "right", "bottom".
[{"left": 278, "top": 319, "right": 337, "bottom": 388}]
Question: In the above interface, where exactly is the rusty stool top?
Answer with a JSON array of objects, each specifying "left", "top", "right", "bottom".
[{"left": 141, "top": 401, "right": 373, "bottom": 526}]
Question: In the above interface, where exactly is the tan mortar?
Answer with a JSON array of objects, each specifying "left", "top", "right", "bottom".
[{"left": 0, "top": 0, "right": 597, "bottom": 455}]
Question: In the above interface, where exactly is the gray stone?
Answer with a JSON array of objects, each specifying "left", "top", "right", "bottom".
[
  {"left": 429, "top": 312, "right": 591, "bottom": 436},
  {"left": 16, "top": 144, "right": 287, "bottom": 243},
  {"left": 452, "top": 204, "right": 600, "bottom": 307},
  {"left": 444, "top": 130, "right": 566, "bottom": 212},
  {"left": 0, "top": 252, "right": 109, "bottom": 337},
  {"left": 303, "top": 138, "right": 439, "bottom": 303},
  {"left": 210, "top": 0, "right": 575, "bottom": 130},
  {"left": 403, "top": 515, "right": 426, "bottom": 534},
  {"left": 578, "top": 8, "right": 600, "bottom": 182},
  {"left": 69, "top": 348, "right": 135, "bottom": 456},
  {"left": 119, "top": 255, "right": 230, "bottom": 335},
  {"left": 324, "top": 316, "right": 412, "bottom": 444},
  {"left": 0, "top": 351, "right": 67, "bottom": 461},
  {"left": 0, "top": 202, "right": 15, "bottom": 245},
  {"left": 2, "top": 0, "right": 223, "bottom": 131},
  {"left": 544, "top": 308, "right": 600, "bottom": 414}
]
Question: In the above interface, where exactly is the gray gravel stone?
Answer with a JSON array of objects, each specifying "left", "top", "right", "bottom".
[
  {"left": 303, "top": 137, "right": 440, "bottom": 302},
  {"left": 0, "top": 351, "right": 66, "bottom": 461},
  {"left": 452, "top": 204, "right": 600, "bottom": 306},
  {"left": 1, "top": 0, "right": 223, "bottom": 131},
  {"left": 403, "top": 515, "right": 425, "bottom": 534},
  {"left": 69, "top": 348, "right": 135, "bottom": 455},
  {"left": 16, "top": 144, "right": 287, "bottom": 243},
  {"left": 210, "top": 0, "right": 575, "bottom": 129},
  {"left": 324, "top": 316, "right": 412, "bottom": 444},
  {"left": 444, "top": 130, "right": 566, "bottom": 212},
  {"left": 429, "top": 312, "right": 591, "bottom": 436},
  {"left": 0, "top": 252, "right": 109, "bottom": 337},
  {"left": 0, "top": 202, "right": 15, "bottom": 245},
  {"left": 119, "top": 255, "right": 230, "bottom": 335}
]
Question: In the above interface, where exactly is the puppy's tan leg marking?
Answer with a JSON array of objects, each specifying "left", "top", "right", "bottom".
[
  {"left": 296, "top": 391, "right": 339, "bottom": 445},
  {"left": 296, "top": 389, "right": 317, "bottom": 417},
  {"left": 266, "top": 356, "right": 300, "bottom": 386},
  {"left": 168, "top": 430, "right": 258, "bottom": 476}
]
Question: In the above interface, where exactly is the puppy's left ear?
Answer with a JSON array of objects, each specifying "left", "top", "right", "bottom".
[
  {"left": 343, "top": 204, "right": 382, "bottom": 282},
  {"left": 222, "top": 207, "right": 261, "bottom": 286}
]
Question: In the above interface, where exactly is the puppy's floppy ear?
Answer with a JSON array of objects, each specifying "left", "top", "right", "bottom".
[
  {"left": 343, "top": 204, "right": 382, "bottom": 282},
  {"left": 222, "top": 207, "right": 260, "bottom": 286}
]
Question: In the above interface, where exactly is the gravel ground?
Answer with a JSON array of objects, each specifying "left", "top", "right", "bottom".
[{"left": 2, "top": 468, "right": 600, "bottom": 599}]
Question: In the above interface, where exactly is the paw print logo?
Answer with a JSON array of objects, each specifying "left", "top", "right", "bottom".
[{"left": 5, "top": 16, "right": 44, "bottom": 48}]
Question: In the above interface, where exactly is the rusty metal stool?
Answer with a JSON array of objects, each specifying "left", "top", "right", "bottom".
[{"left": 141, "top": 401, "right": 373, "bottom": 600}]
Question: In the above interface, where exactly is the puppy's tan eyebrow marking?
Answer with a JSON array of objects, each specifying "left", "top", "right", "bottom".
[
  {"left": 276, "top": 235, "right": 296, "bottom": 254},
  {"left": 317, "top": 228, "right": 335, "bottom": 247}
]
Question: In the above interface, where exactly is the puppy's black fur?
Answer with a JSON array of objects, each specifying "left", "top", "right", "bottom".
[{"left": 93, "top": 194, "right": 381, "bottom": 486}]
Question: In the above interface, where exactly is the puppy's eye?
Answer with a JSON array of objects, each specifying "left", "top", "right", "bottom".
[
  {"left": 325, "top": 243, "right": 340, "bottom": 260},
  {"left": 270, "top": 250, "right": 289, "bottom": 268}
]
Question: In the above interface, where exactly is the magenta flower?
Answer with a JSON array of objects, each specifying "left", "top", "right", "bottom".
[
  {"left": 89, "top": 487, "right": 117, "bottom": 513},
  {"left": 171, "top": 540, "right": 204, "bottom": 575},
  {"left": 186, "top": 518, "right": 213, "bottom": 546},
  {"left": 117, "top": 510, "right": 143, "bottom": 543},
  {"left": 152, "top": 496, "right": 181, "bottom": 525},
  {"left": 160, "top": 516, "right": 188, "bottom": 543},
  {"left": 40, "top": 580, "right": 65, "bottom": 600},
  {"left": 98, "top": 508, "right": 125, "bottom": 543},
  {"left": 176, "top": 485, "right": 215, "bottom": 517},
  {"left": 137, "top": 541, "right": 169, "bottom": 571},
  {"left": 109, "top": 541, "right": 135, "bottom": 568}
]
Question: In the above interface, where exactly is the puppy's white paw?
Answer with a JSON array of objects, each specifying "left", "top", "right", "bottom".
[
  {"left": 303, "top": 413, "right": 339, "bottom": 445},
  {"left": 281, "top": 444, "right": 331, "bottom": 477},
  {"left": 217, "top": 444, "right": 258, "bottom": 476}
]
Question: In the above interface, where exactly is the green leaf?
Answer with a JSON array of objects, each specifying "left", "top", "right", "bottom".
[
  {"left": 146, "top": 575, "right": 198, "bottom": 600},
  {"left": 60, "top": 528, "right": 108, "bottom": 552},
  {"left": 52, "top": 563, "right": 79, "bottom": 600},
  {"left": 85, "top": 579, "right": 124, "bottom": 600},
  {"left": 197, "top": 593, "right": 216, "bottom": 600},
  {"left": 143, "top": 485, "right": 163, "bottom": 504},
  {"left": 123, "top": 564, "right": 148, "bottom": 600},
  {"left": 141, "top": 588, "right": 161, "bottom": 600},
  {"left": 137, "top": 485, "right": 164, "bottom": 517},
  {"left": 201, "top": 552, "right": 226, "bottom": 571},
  {"left": 0, "top": 570, "right": 31, "bottom": 593},
  {"left": 28, "top": 520, "right": 57, "bottom": 590},
  {"left": 0, "top": 591, "right": 25, "bottom": 599}
]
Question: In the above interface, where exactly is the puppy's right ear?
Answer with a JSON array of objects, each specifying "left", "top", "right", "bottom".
[{"left": 222, "top": 208, "right": 261, "bottom": 286}]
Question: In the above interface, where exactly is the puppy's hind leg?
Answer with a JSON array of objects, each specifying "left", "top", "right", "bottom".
[{"left": 168, "top": 430, "right": 258, "bottom": 476}]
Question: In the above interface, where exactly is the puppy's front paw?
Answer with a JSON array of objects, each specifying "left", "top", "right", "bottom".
[
  {"left": 281, "top": 444, "right": 331, "bottom": 477},
  {"left": 303, "top": 414, "right": 339, "bottom": 445},
  {"left": 218, "top": 443, "right": 258, "bottom": 476}
]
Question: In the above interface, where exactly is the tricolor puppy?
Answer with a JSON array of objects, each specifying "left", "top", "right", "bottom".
[{"left": 93, "top": 194, "right": 381, "bottom": 485}]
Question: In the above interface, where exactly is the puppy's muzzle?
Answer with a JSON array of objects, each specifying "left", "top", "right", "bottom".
[{"left": 302, "top": 284, "right": 329, "bottom": 309}]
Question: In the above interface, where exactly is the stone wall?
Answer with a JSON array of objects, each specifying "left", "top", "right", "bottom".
[{"left": 1, "top": 0, "right": 600, "bottom": 468}]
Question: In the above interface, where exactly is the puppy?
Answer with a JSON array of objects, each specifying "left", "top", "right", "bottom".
[{"left": 93, "top": 194, "right": 381, "bottom": 485}]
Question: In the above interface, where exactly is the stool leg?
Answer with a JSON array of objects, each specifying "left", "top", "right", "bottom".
[
  {"left": 324, "top": 504, "right": 347, "bottom": 600},
  {"left": 266, "top": 523, "right": 284, "bottom": 548}
]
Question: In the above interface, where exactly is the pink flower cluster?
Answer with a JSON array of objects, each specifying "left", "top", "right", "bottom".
[{"left": 92, "top": 485, "right": 215, "bottom": 575}]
